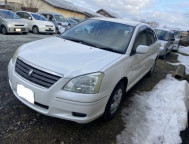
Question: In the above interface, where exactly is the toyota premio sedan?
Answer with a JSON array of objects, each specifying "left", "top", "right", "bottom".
[{"left": 8, "top": 18, "right": 159, "bottom": 123}]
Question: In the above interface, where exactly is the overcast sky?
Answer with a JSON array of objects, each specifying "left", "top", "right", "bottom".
[{"left": 66, "top": 0, "right": 189, "bottom": 30}]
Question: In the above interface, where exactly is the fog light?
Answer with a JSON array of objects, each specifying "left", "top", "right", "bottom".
[{"left": 72, "top": 112, "right": 87, "bottom": 117}]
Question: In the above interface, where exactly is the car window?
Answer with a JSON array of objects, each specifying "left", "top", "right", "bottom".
[
  {"left": 147, "top": 30, "right": 157, "bottom": 46},
  {"left": 60, "top": 19, "right": 135, "bottom": 54},
  {"left": 54, "top": 15, "right": 66, "bottom": 22},
  {"left": 132, "top": 29, "right": 148, "bottom": 53},
  {"left": 155, "top": 29, "right": 170, "bottom": 41},
  {"left": 31, "top": 13, "right": 47, "bottom": 21},
  {"left": 17, "top": 12, "right": 31, "bottom": 20},
  {"left": 0, "top": 10, "right": 20, "bottom": 19}
]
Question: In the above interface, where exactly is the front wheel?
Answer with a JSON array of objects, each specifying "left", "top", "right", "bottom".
[
  {"left": 1, "top": 26, "right": 7, "bottom": 35},
  {"left": 32, "top": 26, "right": 39, "bottom": 34},
  {"left": 103, "top": 82, "right": 125, "bottom": 120}
]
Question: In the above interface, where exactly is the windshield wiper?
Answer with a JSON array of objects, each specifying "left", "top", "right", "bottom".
[
  {"left": 62, "top": 36, "right": 123, "bottom": 54},
  {"left": 62, "top": 37, "right": 99, "bottom": 48},
  {"left": 97, "top": 47, "right": 122, "bottom": 54}
]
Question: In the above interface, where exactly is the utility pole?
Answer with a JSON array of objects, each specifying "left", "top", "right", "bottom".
[{"left": 5, "top": 0, "right": 7, "bottom": 9}]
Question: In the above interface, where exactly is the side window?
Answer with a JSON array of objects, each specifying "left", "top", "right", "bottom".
[
  {"left": 49, "top": 15, "right": 53, "bottom": 21},
  {"left": 17, "top": 12, "right": 24, "bottom": 18},
  {"left": 147, "top": 30, "right": 156, "bottom": 46},
  {"left": 132, "top": 28, "right": 148, "bottom": 54},
  {"left": 22, "top": 13, "right": 31, "bottom": 20}
]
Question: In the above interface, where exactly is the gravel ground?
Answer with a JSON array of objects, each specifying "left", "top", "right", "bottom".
[{"left": 0, "top": 33, "right": 188, "bottom": 144}]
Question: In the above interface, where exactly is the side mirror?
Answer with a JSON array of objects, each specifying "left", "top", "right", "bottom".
[
  {"left": 28, "top": 17, "right": 32, "bottom": 20},
  {"left": 136, "top": 45, "right": 150, "bottom": 54},
  {"left": 170, "top": 38, "right": 175, "bottom": 41}
]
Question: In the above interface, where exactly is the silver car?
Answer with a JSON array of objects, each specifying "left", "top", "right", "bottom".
[
  {"left": 0, "top": 9, "right": 29, "bottom": 35},
  {"left": 155, "top": 28, "right": 175, "bottom": 59}
]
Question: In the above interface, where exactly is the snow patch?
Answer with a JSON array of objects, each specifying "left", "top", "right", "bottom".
[
  {"left": 117, "top": 75, "right": 189, "bottom": 144},
  {"left": 178, "top": 46, "right": 189, "bottom": 55},
  {"left": 168, "top": 53, "right": 189, "bottom": 75}
]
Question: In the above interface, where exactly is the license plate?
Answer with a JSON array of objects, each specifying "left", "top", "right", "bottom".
[
  {"left": 49, "top": 28, "right": 51, "bottom": 30},
  {"left": 17, "top": 84, "right": 34, "bottom": 104},
  {"left": 16, "top": 28, "right": 21, "bottom": 32}
]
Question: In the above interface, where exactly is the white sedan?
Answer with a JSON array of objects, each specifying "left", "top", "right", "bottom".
[{"left": 8, "top": 17, "right": 159, "bottom": 123}]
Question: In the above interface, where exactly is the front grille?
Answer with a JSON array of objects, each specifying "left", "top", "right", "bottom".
[
  {"left": 45, "top": 25, "right": 53, "bottom": 27},
  {"left": 15, "top": 24, "right": 24, "bottom": 26},
  {"left": 15, "top": 58, "right": 61, "bottom": 88}
]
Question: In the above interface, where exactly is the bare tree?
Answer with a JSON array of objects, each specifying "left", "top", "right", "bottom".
[
  {"left": 5, "top": 0, "right": 7, "bottom": 9},
  {"left": 19, "top": 0, "right": 42, "bottom": 12}
]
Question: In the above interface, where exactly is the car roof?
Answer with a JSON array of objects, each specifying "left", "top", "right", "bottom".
[
  {"left": 155, "top": 28, "right": 173, "bottom": 32},
  {"left": 16, "top": 11, "right": 38, "bottom": 15},
  {"left": 38, "top": 12, "right": 62, "bottom": 15},
  {"left": 91, "top": 17, "right": 142, "bottom": 27}
]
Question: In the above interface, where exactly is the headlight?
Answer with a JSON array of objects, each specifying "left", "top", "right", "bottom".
[
  {"left": 7, "top": 23, "right": 13, "bottom": 27},
  {"left": 63, "top": 73, "right": 104, "bottom": 94},
  {"left": 58, "top": 23, "right": 62, "bottom": 26},
  {"left": 12, "top": 46, "right": 22, "bottom": 64}
]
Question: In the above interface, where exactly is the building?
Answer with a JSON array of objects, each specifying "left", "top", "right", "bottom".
[
  {"left": 0, "top": 0, "right": 101, "bottom": 19},
  {"left": 97, "top": 9, "right": 119, "bottom": 18}
]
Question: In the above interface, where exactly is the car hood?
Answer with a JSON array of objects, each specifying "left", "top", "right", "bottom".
[
  {"left": 6, "top": 18, "right": 26, "bottom": 24},
  {"left": 38, "top": 20, "right": 54, "bottom": 26},
  {"left": 18, "top": 37, "right": 122, "bottom": 78}
]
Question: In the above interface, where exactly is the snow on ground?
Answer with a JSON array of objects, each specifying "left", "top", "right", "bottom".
[
  {"left": 117, "top": 75, "right": 189, "bottom": 144},
  {"left": 168, "top": 53, "right": 189, "bottom": 75},
  {"left": 178, "top": 46, "right": 189, "bottom": 55}
]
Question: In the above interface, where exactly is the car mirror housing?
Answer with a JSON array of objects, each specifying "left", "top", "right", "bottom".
[
  {"left": 28, "top": 17, "right": 32, "bottom": 20},
  {"left": 136, "top": 45, "right": 150, "bottom": 54}
]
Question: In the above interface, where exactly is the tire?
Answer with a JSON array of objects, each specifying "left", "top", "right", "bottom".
[
  {"left": 32, "top": 26, "right": 39, "bottom": 34},
  {"left": 1, "top": 26, "right": 7, "bottom": 35},
  {"left": 147, "top": 59, "right": 156, "bottom": 77},
  {"left": 103, "top": 82, "right": 125, "bottom": 120},
  {"left": 162, "top": 51, "right": 166, "bottom": 60}
]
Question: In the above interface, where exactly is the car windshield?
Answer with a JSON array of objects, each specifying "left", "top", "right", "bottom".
[
  {"left": 68, "top": 18, "right": 78, "bottom": 25},
  {"left": 173, "top": 30, "right": 181, "bottom": 39},
  {"left": 155, "top": 29, "right": 170, "bottom": 41},
  {"left": 60, "top": 19, "right": 135, "bottom": 54},
  {"left": 32, "top": 13, "right": 47, "bottom": 21},
  {"left": 0, "top": 10, "right": 20, "bottom": 19},
  {"left": 54, "top": 15, "right": 66, "bottom": 22}
]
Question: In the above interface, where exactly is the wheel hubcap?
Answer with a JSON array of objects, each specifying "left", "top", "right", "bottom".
[
  {"left": 2, "top": 28, "right": 5, "bottom": 34},
  {"left": 110, "top": 89, "right": 123, "bottom": 115},
  {"left": 33, "top": 27, "right": 37, "bottom": 33}
]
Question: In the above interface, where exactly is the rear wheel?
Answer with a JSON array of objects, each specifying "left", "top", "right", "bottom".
[
  {"left": 32, "top": 26, "right": 39, "bottom": 34},
  {"left": 103, "top": 82, "right": 125, "bottom": 120},
  {"left": 1, "top": 26, "right": 7, "bottom": 35}
]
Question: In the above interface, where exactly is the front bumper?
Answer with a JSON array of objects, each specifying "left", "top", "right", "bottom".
[
  {"left": 7, "top": 26, "right": 29, "bottom": 33},
  {"left": 8, "top": 60, "right": 108, "bottom": 123},
  {"left": 38, "top": 26, "right": 55, "bottom": 33}
]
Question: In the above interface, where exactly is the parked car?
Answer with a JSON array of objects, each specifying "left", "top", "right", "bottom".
[
  {"left": 16, "top": 11, "right": 55, "bottom": 34},
  {"left": 38, "top": 12, "right": 69, "bottom": 33},
  {"left": 67, "top": 18, "right": 78, "bottom": 27},
  {"left": 172, "top": 29, "right": 181, "bottom": 51},
  {"left": 0, "top": 9, "right": 29, "bottom": 35},
  {"left": 8, "top": 17, "right": 159, "bottom": 123},
  {"left": 154, "top": 28, "right": 175, "bottom": 59}
]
